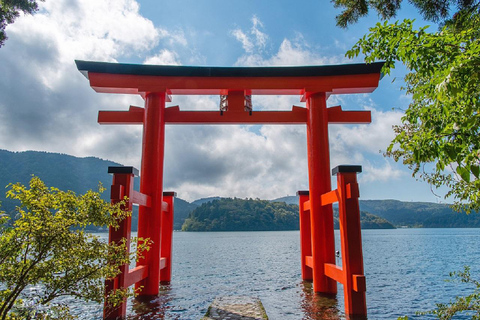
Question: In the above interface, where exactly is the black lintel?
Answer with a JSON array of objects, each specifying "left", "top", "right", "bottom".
[
  {"left": 296, "top": 190, "right": 310, "bottom": 196},
  {"left": 332, "top": 165, "right": 362, "bottom": 175},
  {"left": 108, "top": 166, "right": 139, "bottom": 176}
]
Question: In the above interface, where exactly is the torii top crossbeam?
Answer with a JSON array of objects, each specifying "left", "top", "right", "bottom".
[
  {"left": 75, "top": 60, "right": 384, "bottom": 125},
  {"left": 76, "top": 60, "right": 383, "bottom": 96}
]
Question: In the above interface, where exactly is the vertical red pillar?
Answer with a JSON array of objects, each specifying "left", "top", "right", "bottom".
[
  {"left": 306, "top": 92, "right": 337, "bottom": 294},
  {"left": 104, "top": 167, "right": 136, "bottom": 319},
  {"left": 136, "top": 92, "right": 166, "bottom": 296},
  {"left": 160, "top": 191, "right": 176, "bottom": 283},
  {"left": 335, "top": 165, "right": 367, "bottom": 316},
  {"left": 297, "top": 190, "right": 312, "bottom": 280}
]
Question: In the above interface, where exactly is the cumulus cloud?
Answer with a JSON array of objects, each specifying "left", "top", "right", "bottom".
[
  {"left": 144, "top": 49, "right": 181, "bottom": 65},
  {"left": 0, "top": 5, "right": 405, "bottom": 202}
]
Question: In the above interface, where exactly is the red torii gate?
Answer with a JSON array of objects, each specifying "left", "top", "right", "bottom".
[{"left": 75, "top": 60, "right": 384, "bottom": 319}]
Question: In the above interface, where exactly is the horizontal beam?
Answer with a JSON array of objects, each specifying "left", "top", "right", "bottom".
[
  {"left": 164, "top": 106, "right": 307, "bottom": 124},
  {"left": 160, "top": 257, "right": 167, "bottom": 270},
  {"left": 161, "top": 201, "right": 169, "bottom": 213},
  {"left": 321, "top": 189, "right": 340, "bottom": 206},
  {"left": 124, "top": 265, "right": 148, "bottom": 287},
  {"left": 324, "top": 263, "right": 345, "bottom": 284},
  {"left": 305, "top": 255, "right": 313, "bottom": 268},
  {"left": 327, "top": 106, "right": 371, "bottom": 124},
  {"left": 131, "top": 190, "right": 151, "bottom": 207},
  {"left": 98, "top": 106, "right": 144, "bottom": 125},
  {"left": 98, "top": 106, "right": 371, "bottom": 125},
  {"left": 87, "top": 72, "right": 383, "bottom": 96},
  {"left": 303, "top": 200, "right": 311, "bottom": 212}
]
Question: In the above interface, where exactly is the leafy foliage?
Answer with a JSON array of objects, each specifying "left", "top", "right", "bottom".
[
  {"left": 332, "top": 0, "right": 479, "bottom": 27},
  {"left": 0, "top": 177, "right": 146, "bottom": 319},
  {"left": 0, "top": 0, "right": 44, "bottom": 47},
  {"left": 347, "top": 9, "right": 480, "bottom": 212}
]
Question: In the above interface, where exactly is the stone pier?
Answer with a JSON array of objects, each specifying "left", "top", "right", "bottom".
[{"left": 202, "top": 296, "right": 268, "bottom": 320}]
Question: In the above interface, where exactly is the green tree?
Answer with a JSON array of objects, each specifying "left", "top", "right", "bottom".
[
  {"left": 0, "top": 0, "right": 44, "bottom": 47},
  {"left": 332, "top": 0, "right": 479, "bottom": 27},
  {"left": 346, "top": 10, "right": 480, "bottom": 213},
  {"left": 0, "top": 176, "right": 147, "bottom": 319},
  {"left": 338, "top": 1, "right": 480, "bottom": 319}
]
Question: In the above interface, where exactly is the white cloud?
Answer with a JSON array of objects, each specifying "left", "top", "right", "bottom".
[
  {"left": 0, "top": 5, "right": 405, "bottom": 202},
  {"left": 0, "top": 0, "right": 176, "bottom": 166},
  {"left": 250, "top": 15, "right": 268, "bottom": 49},
  {"left": 231, "top": 28, "right": 254, "bottom": 53},
  {"left": 231, "top": 15, "right": 268, "bottom": 55},
  {"left": 144, "top": 49, "right": 181, "bottom": 65}
]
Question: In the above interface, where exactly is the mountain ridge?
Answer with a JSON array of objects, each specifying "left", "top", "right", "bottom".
[{"left": 1, "top": 149, "right": 478, "bottom": 229}]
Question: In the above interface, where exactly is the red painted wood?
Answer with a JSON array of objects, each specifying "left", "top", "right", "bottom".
[
  {"left": 305, "top": 256, "right": 314, "bottom": 269},
  {"left": 104, "top": 172, "right": 134, "bottom": 320},
  {"left": 306, "top": 92, "right": 337, "bottom": 294},
  {"left": 336, "top": 171, "right": 367, "bottom": 316},
  {"left": 324, "top": 263, "right": 346, "bottom": 284},
  {"left": 320, "top": 189, "right": 340, "bottom": 206},
  {"left": 98, "top": 105, "right": 371, "bottom": 126},
  {"left": 124, "top": 265, "right": 149, "bottom": 287},
  {"left": 160, "top": 258, "right": 167, "bottom": 270},
  {"left": 136, "top": 92, "right": 166, "bottom": 296},
  {"left": 298, "top": 192, "right": 312, "bottom": 280},
  {"left": 327, "top": 106, "right": 371, "bottom": 124},
  {"left": 160, "top": 193, "right": 175, "bottom": 283},
  {"left": 87, "top": 72, "right": 382, "bottom": 96},
  {"left": 131, "top": 190, "right": 151, "bottom": 207}
]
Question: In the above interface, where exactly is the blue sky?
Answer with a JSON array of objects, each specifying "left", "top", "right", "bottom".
[{"left": 0, "top": 0, "right": 447, "bottom": 203}]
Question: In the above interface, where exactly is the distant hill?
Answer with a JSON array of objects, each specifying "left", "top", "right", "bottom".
[
  {"left": 2, "top": 149, "right": 478, "bottom": 230},
  {"left": 173, "top": 198, "right": 198, "bottom": 230},
  {"left": 0, "top": 149, "right": 121, "bottom": 214},
  {"left": 182, "top": 198, "right": 299, "bottom": 231},
  {"left": 272, "top": 196, "right": 480, "bottom": 228},
  {"left": 0, "top": 150, "right": 194, "bottom": 231},
  {"left": 191, "top": 196, "right": 223, "bottom": 206},
  {"left": 182, "top": 198, "right": 395, "bottom": 231}
]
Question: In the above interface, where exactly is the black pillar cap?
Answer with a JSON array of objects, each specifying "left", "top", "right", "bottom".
[
  {"left": 108, "top": 166, "right": 139, "bottom": 176},
  {"left": 163, "top": 191, "right": 177, "bottom": 197},
  {"left": 296, "top": 190, "right": 310, "bottom": 196},
  {"left": 332, "top": 165, "right": 362, "bottom": 176}
]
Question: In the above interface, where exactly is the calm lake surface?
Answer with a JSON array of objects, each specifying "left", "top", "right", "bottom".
[{"left": 85, "top": 228, "right": 479, "bottom": 319}]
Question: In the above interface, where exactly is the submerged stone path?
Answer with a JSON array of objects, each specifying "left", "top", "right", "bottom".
[{"left": 202, "top": 296, "right": 268, "bottom": 320}]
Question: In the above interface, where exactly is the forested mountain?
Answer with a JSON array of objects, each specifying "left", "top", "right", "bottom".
[
  {"left": 272, "top": 196, "right": 480, "bottom": 228},
  {"left": 2, "top": 149, "right": 477, "bottom": 230},
  {"left": 0, "top": 149, "right": 120, "bottom": 214},
  {"left": 182, "top": 198, "right": 395, "bottom": 231},
  {"left": 0, "top": 150, "right": 194, "bottom": 231},
  {"left": 182, "top": 198, "right": 299, "bottom": 231},
  {"left": 191, "top": 197, "right": 223, "bottom": 206}
]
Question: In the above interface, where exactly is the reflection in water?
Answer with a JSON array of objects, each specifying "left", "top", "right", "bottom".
[
  {"left": 130, "top": 284, "right": 179, "bottom": 319},
  {"left": 300, "top": 281, "right": 341, "bottom": 320}
]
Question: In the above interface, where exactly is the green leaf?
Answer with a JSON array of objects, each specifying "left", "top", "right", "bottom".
[
  {"left": 471, "top": 165, "right": 480, "bottom": 179},
  {"left": 456, "top": 166, "right": 471, "bottom": 183}
]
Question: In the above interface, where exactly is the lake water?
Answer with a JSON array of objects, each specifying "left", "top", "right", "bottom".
[{"left": 84, "top": 228, "right": 479, "bottom": 319}]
